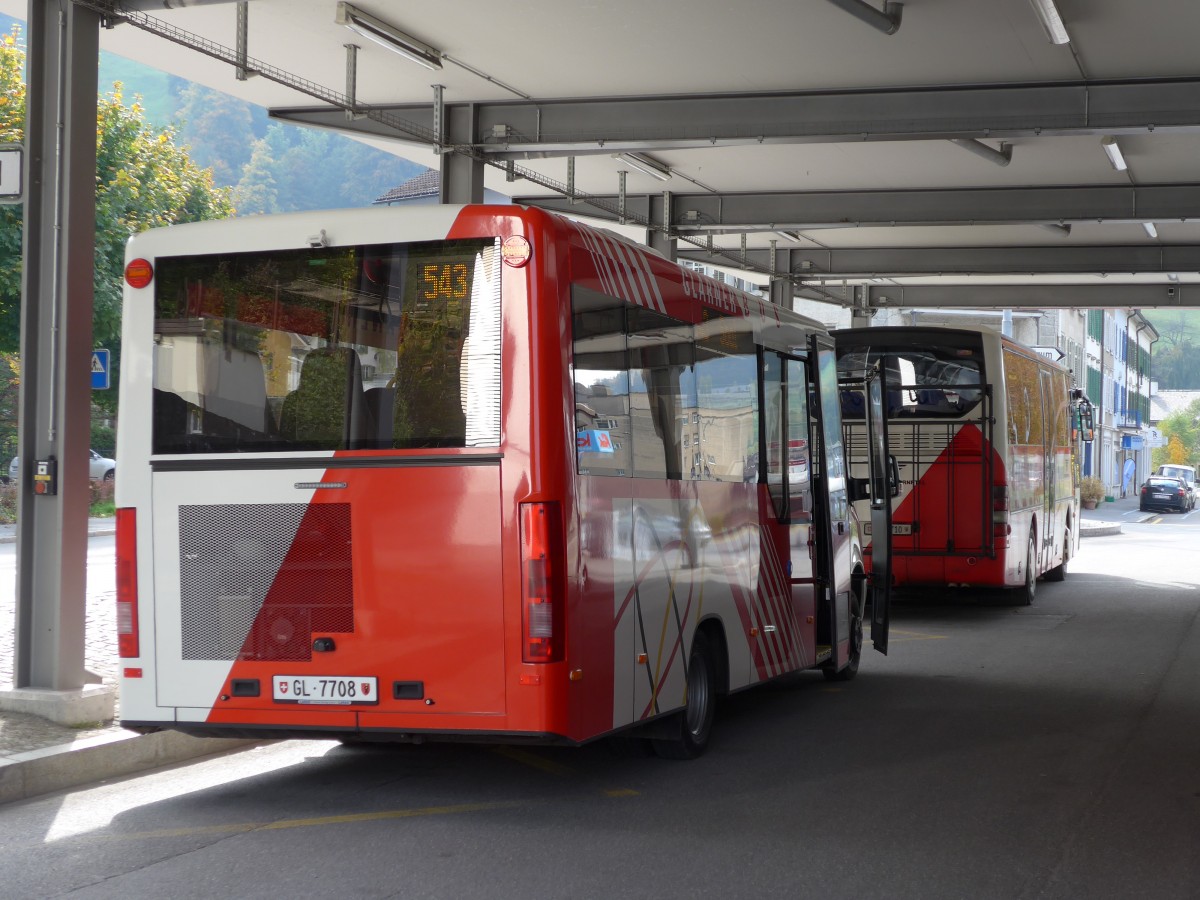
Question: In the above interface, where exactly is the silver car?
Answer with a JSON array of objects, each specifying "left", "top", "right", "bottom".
[{"left": 7, "top": 450, "right": 116, "bottom": 484}]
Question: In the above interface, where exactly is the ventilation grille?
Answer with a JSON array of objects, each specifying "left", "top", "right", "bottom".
[{"left": 180, "top": 503, "right": 353, "bottom": 662}]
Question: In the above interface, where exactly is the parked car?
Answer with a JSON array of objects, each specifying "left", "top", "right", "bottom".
[
  {"left": 1154, "top": 464, "right": 1200, "bottom": 506},
  {"left": 1139, "top": 476, "right": 1192, "bottom": 513},
  {"left": 7, "top": 450, "right": 115, "bottom": 484}
]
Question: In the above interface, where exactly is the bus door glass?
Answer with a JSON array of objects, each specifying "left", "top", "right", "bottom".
[
  {"left": 808, "top": 335, "right": 854, "bottom": 656},
  {"left": 865, "top": 364, "right": 892, "bottom": 654},
  {"left": 1038, "top": 366, "right": 1056, "bottom": 554}
]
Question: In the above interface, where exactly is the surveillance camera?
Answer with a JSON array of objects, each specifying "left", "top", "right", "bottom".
[
  {"left": 1167, "top": 286, "right": 1176, "bottom": 298},
  {"left": 307, "top": 229, "right": 328, "bottom": 249}
]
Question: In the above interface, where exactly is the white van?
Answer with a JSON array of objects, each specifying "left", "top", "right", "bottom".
[{"left": 1155, "top": 464, "right": 1198, "bottom": 508}]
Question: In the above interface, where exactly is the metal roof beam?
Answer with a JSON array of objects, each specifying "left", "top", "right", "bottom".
[
  {"left": 271, "top": 78, "right": 1200, "bottom": 157},
  {"left": 847, "top": 283, "right": 1192, "bottom": 309},
  {"left": 675, "top": 245, "right": 1200, "bottom": 278},
  {"left": 516, "top": 185, "right": 1200, "bottom": 229}
]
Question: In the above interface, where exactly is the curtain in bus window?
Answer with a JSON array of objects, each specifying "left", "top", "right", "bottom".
[
  {"left": 572, "top": 288, "right": 632, "bottom": 477},
  {"left": 1048, "top": 369, "right": 1073, "bottom": 501},
  {"left": 628, "top": 306, "right": 695, "bottom": 480},
  {"left": 694, "top": 314, "right": 758, "bottom": 484},
  {"left": 1003, "top": 350, "right": 1046, "bottom": 511},
  {"left": 390, "top": 240, "right": 499, "bottom": 448}
]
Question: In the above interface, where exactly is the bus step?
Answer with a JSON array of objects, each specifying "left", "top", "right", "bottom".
[{"left": 815, "top": 645, "right": 833, "bottom": 664}]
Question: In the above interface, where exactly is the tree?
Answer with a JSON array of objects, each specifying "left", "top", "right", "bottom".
[
  {"left": 234, "top": 121, "right": 426, "bottom": 215},
  {"left": 1151, "top": 398, "right": 1200, "bottom": 469},
  {"left": 174, "top": 81, "right": 259, "bottom": 187},
  {"left": 0, "top": 25, "right": 234, "bottom": 426}
]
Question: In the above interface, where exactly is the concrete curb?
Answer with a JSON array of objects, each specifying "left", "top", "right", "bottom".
[
  {"left": 1080, "top": 521, "right": 1122, "bottom": 537},
  {"left": 0, "top": 729, "right": 262, "bottom": 806}
]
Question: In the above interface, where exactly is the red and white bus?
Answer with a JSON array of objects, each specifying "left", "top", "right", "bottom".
[
  {"left": 834, "top": 325, "right": 1086, "bottom": 604},
  {"left": 115, "top": 203, "right": 892, "bottom": 758}
]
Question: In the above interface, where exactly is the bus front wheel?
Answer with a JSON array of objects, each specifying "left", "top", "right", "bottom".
[
  {"left": 652, "top": 630, "right": 717, "bottom": 760},
  {"left": 825, "top": 584, "right": 864, "bottom": 682}
]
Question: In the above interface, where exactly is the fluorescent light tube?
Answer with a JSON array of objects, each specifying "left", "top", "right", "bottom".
[
  {"left": 336, "top": 2, "right": 442, "bottom": 70},
  {"left": 1142, "top": 222, "right": 1158, "bottom": 239},
  {"left": 1028, "top": 0, "right": 1070, "bottom": 44},
  {"left": 1101, "top": 136, "right": 1127, "bottom": 172},
  {"left": 614, "top": 153, "right": 671, "bottom": 182}
]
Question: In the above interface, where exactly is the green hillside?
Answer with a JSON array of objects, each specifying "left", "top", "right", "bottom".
[{"left": 2, "top": 13, "right": 426, "bottom": 210}]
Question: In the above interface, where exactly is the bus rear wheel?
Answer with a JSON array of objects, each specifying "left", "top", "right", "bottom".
[
  {"left": 1016, "top": 533, "right": 1036, "bottom": 606},
  {"left": 652, "top": 630, "right": 716, "bottom": 760},
  {"left": 1044, "top": 531, "right": 1070, "bottom": 582}
]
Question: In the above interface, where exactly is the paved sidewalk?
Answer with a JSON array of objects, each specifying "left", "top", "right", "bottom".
[
  {"left": 1, "top": 517, "right": 258, "bottom": 804},
  {"left": 1079, "top": 492, "right": 1158, "bottom": 536}
]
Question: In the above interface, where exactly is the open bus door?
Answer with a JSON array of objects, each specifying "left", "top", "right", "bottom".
[
  {"left": 863, "top": 362, "right": 893, "bottom": 654},
  {"left": 808, "top": 335, "right": 894, "bottom": 664}
]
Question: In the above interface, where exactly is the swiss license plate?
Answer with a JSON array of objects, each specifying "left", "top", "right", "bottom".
[
  {"left": 273, "top": 675, "right": 379, "bottom": 705},
  {"left": 863, "top": 522, "right": 913, "bottom": 536}
]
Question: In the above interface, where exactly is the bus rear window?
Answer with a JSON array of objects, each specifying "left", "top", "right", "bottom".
[
  {"left": 836, "top": 336, "right": 984, "bottom": 419},
  {"left": 150, "top": 238, "right": 501, "bottom": 453}
]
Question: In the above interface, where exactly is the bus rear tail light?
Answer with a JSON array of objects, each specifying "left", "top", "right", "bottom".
[
  {"left": 992, "top": 486, "right": 1009, "bottom": 524},
  {"left": 116, "top": 507, "right": 140, "bottom": 658},
  {"left": 520, "top": 501, "right": 565, "bottom": 663}
]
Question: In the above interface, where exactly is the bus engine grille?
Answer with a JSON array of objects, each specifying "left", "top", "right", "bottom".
[{"left": 179, "top": 502, "right": 354, "bottom": 662}]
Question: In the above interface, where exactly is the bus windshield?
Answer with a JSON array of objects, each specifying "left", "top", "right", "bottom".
[{"left": 151, "top": 238, "right": 501, "bottom": 454}]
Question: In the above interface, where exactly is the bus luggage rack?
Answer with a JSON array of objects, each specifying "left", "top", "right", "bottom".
[
  {"left": 179, "top": 502, "right": 354, "bottom": 661},
  {"left": 843, "top": 386, "right": 994, "bottom": 557}
]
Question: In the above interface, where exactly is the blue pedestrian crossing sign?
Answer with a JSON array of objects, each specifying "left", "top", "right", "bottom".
[{"left": 91, "top": 349, "right": 110, "bottom": 390}]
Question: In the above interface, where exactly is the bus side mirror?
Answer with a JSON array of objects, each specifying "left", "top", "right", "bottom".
[
  {"left": 848, "top": 477, "right": 871, "bottom": 502},
  {"left": 848, "top": 456, "right": 899, "bottom": 501}
]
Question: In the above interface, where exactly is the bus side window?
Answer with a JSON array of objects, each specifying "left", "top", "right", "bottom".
[
  {"left": 571, "top": 287, "right": 632, "bottom": 478},
  {"left": 629, "top": 306, "right": 695, "bottom": 481}
]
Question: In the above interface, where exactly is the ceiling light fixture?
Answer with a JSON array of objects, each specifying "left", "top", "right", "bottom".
[
  {"left": 335, "top": 2, "right": 442, "bottom": 70},
  {"left": 1101, "top": 136, "right": 1127, "bottom": 172},
  {"left": 1143, "top": 222, "right": 1158, "bottom": 239},
  {"left": 774, "top": 230, "right": 802, "bottom": 242},
  {"left": 614, "top": 152, "right": 672, "bottom": 182},
  {"left": 1027, "top": 0, "right": 1070, "bottom": 44}
]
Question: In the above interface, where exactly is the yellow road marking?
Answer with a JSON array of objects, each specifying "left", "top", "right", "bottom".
[
  {"left": 93, "top": 801, "right": 520, "bottom": 842},
  {"left": 888, "top": 628, "right": 948, "bottom": 642},
  {"left": 604, "top": 788, "right": 640, "bottom": 798},
  {"left": 490, "top": 746, "right": 577, "bottom": 777}
]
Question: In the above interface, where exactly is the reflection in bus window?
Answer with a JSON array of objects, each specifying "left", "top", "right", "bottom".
[
  {"left": 151, "top": 238, "right": 500, "bottom": 453},
  {"left": 572, "top": 287, "right": 632, "bottom": 477}
]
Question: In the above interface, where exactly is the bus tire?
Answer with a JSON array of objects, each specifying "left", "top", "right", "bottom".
[
  {"left": 1016, "top": 533, "right": 1036, "bottom": 606},
  {"left": 1044, "top": 531, "right": 1069, "bottom": 582},
  {"left": 652, "top": 630, "right": 717, "bottom": 760}
]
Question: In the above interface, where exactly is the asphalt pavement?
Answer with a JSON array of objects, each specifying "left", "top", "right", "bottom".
[{"left": 0, "top": 495, "right": 1153, "bottom": 805}]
